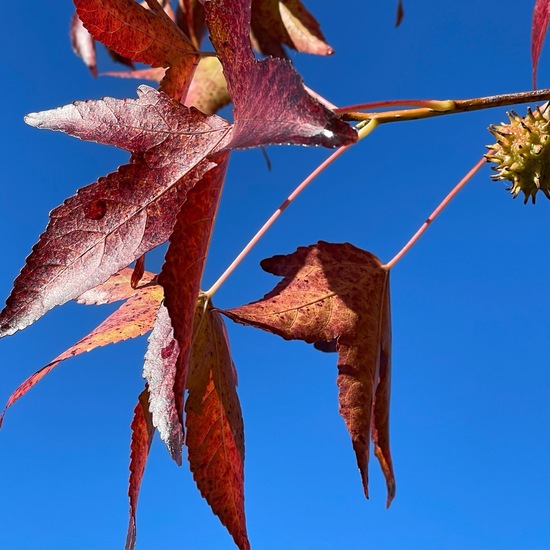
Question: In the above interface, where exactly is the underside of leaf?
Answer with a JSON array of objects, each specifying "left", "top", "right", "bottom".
[
  {"left": 532, "top": 0, "right": 550, "bottom": 88},
  {"left": 0, "top": 270, "right": 162, "bottom": 428},
  {"left": 143, "top": 152, "right": 229, "bottom": 463},
  {"left": 250, "top": 0, "right": 333, "bottom": 57}
]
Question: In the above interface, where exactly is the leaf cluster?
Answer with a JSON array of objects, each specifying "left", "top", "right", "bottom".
[{"left": 3, "top": 1, "right": 550, "bottom": 549}]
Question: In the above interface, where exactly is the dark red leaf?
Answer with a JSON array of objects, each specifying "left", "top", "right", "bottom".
[
  {"left": 250, "top": 0, "right": 333, "bottom": 58},
  {"left": 107, "top": 49, "right": 135, "bottom": 70},
  {"left": 0, "top": 86, "right": 230, "bottom": 338},
  {"left": 0, "top": 271, "right": 163, "bottom": 428},
  {"left": 204, "top": 0, "right": 357, "bottom": 149},
  {"left": 74, "top": 0, "right": 199, "bottom": 99},
  {"left": 532, "top": 0, "right": 550, "bottom": 88},
  {"left": 222, "top": 242, "right": 395, "bottom": 506},
  {"left": 70, "top": 12, "right": 97, "bottom": 77},
  {"left": 125, "top": 386, "right": 155, "bottom": 550},
  {"left": 186, "top": 301, "right": 248, "bottom": 550}
]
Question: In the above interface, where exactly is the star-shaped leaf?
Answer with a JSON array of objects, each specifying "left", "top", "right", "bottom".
[{"left": 186, "top": 299, "right": 247, "bottom": 550}]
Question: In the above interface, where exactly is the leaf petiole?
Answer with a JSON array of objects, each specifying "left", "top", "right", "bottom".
[{"left": 383, "top": 156, "right": 486, "bottom": 270}]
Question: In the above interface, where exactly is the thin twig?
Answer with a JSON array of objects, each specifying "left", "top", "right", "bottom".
[
  {"left": 383, "top": 156, "right": 487, "bottom": 270},
  {"left": 340, "top": 89, "right": 550, "bottom": 125}
]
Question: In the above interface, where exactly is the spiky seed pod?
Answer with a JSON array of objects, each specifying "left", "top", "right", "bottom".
[{"left": 486, "top": 103, "right": 550, "bottom": 204}]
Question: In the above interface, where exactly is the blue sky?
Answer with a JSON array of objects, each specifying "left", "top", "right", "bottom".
[{"left": 1, "top": 1, "right": 550, "bottom": 549}]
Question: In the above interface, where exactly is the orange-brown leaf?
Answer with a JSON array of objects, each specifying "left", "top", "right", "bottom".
[
  {"left": 250, "top": 0, "right": 333, "bottom": 57},
  {"left": 223, "top": 241, "right": 395, "bottom": 506},
  {"left": 0, "top": 272, "right": 163, "bottom": 428},
  {"left": 125, "top": 386, "right": 155, "bottom": 550},
  {"left": 186, "top": 301, "right": 248, "bottom": 550},
  {"left": 74, "top": 0, "right": 199, "bottom": 99}
]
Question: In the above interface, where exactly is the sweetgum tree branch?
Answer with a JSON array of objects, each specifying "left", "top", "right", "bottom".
[{"left": 338, "top": 89, "right": 550, "bottom": 125}]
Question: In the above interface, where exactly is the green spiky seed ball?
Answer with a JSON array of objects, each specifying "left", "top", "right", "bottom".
[{"left": 486, "top": 103, "right": 550, "bottom": 204}]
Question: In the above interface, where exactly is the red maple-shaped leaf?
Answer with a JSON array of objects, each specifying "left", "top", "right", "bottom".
[
  {"left": 126, "top": 386, "right": 155, "bottom": 550},
  {"left": 74, "top": 0, "right": 199, "bottom": 99},
  {"left": 532, "top": 0, "right": 550, "bottom": 88},
  {"left": 250, "top": 0, "right": 333, "bottom": 58},
  {"left": 204, "top": 0, "right": 357, "bottom": 149},
  {"left": 222, "top": 242, "right": 395, "bottom": 506},
  {"left": 0, "top": 269, "right": 163, "bottom": 428},
  {"left": 0, "top": 86, "right": 230, "bottom": 338},
  {"left": 186, "top": 300, "right": 247, "bottom": 550},
  {"left": 143, "top": 152, "right": 228, "bottom": 464}
]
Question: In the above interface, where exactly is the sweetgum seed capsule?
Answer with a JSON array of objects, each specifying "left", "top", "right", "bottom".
[{"left": 486, "top": 103, "right": 550, "bottom": 204}]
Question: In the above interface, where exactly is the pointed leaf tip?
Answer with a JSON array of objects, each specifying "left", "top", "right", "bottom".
[
  {"left": 0, "top": 270, "right": 162, "bottom": 427},
  {"left": 143, "top": 305, "right": 184, "bottom": 465},
  {"left": 126, "top": 387, "right": 155, "bottom": 550}
]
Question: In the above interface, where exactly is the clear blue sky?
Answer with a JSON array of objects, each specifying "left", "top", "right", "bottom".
[{"left": 1, "top": 1, "right": 549, "bottom": 549}]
